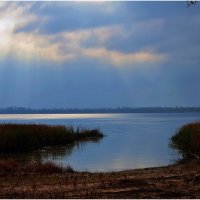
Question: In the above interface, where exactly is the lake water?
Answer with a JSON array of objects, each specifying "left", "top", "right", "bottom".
[{"left": 0, "top": 113, "right": 200, "bottom": 172}]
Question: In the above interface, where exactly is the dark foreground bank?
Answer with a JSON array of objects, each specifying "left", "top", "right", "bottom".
[{"left": 0, "top": 159, "right": 200, "bottom": 198}]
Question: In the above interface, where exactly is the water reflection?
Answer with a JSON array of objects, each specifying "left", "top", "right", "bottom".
[
  {"left": 0, "top": 138, "right": 102, "bottom": 164},
  {"left": 0, "top": 113, "right": 118, "bottom": 120},
  {"left": 34, "top": 139, "right": 101, "bottom": 160}
]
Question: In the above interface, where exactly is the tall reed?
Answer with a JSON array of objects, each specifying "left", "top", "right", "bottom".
[
  {"left": 171, "top": 122, "right": 200, "bottom": 158},
  {"left": 0, "top": 124, "right": 103, "bottom": 153}
]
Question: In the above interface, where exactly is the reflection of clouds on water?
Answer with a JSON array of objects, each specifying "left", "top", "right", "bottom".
[
  {"left": 65, "top": 156, "right": 169, "bottom": 172},
  {"left": 109, "top": 156, "right": 167, "bottom": 171},
  {"left": 0, "top": 113, "right": 119, "bottom": 120},
  {"left": 66, "top": 147, "right": 175, "bottom": 172}
]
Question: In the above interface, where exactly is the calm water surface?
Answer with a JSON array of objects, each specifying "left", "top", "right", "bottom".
[{"left": 0, "top": 113, "right": 200, "bottom": 172}]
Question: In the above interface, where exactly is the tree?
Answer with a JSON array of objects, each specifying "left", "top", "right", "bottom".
[{"left": 187, "top": 1, "right": 198, "bottom": 7}]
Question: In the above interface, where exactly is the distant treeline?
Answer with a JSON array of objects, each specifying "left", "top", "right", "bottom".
[{"left": 1, "top": 107, "right": 200, "bottom": 114}]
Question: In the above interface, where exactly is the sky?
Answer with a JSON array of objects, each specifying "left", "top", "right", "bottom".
[{"left": 0, "top": 1, "right": 200, "bottom": 108}]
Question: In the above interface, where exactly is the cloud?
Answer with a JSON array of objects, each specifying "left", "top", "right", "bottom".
[
  {"left": 0, "top": 2, "right": 167, "bottom": 66},
  {"left": 26, "top": 2, "right": 123, "bottom": 34},
  {"left": 0, "top": 2, "right": 122, "bottom": 63},
  {"left": 0, "top": 3, "right": 75, "bottom": 62},
  {"left": 83, "top": 48, "right": 166, "bottom": 66},
  {"left": 0, "top": 3, "right": 36, "bottom": 33},
  {"left": 60, "top": 26, "right": 122, "bottom": 47},
  {"left": 11, "top": 33, "right": 76, "bottom": 62}
]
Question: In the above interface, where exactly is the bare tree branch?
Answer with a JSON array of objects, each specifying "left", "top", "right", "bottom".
[{"left": 187, "top": 1, "right": 198, "bottom": 7}]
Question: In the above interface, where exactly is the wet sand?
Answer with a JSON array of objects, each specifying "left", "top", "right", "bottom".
[{"left": 0, "top": 160, "right": 200, "bottom": 199}]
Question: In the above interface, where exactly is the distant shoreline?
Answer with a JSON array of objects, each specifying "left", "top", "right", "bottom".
[{"left": 1, "top": 106, "right": 200, "bottom": 114}]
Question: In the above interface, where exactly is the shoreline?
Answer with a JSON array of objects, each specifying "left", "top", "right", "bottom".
[{"left": 0, "top": 159, "right": 200, "bottom": 198}]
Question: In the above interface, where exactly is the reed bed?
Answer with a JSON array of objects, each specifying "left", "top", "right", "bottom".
[
  {"left": 0, "top": 124, "right": 103, "bottom": 153},
  {"left": 171, "top": 121, "right": 200, "bottom": 158}
]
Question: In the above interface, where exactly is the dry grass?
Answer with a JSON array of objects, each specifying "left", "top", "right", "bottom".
[{"left": 0, "top": 159, "right": 74, "bottom": 176}]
